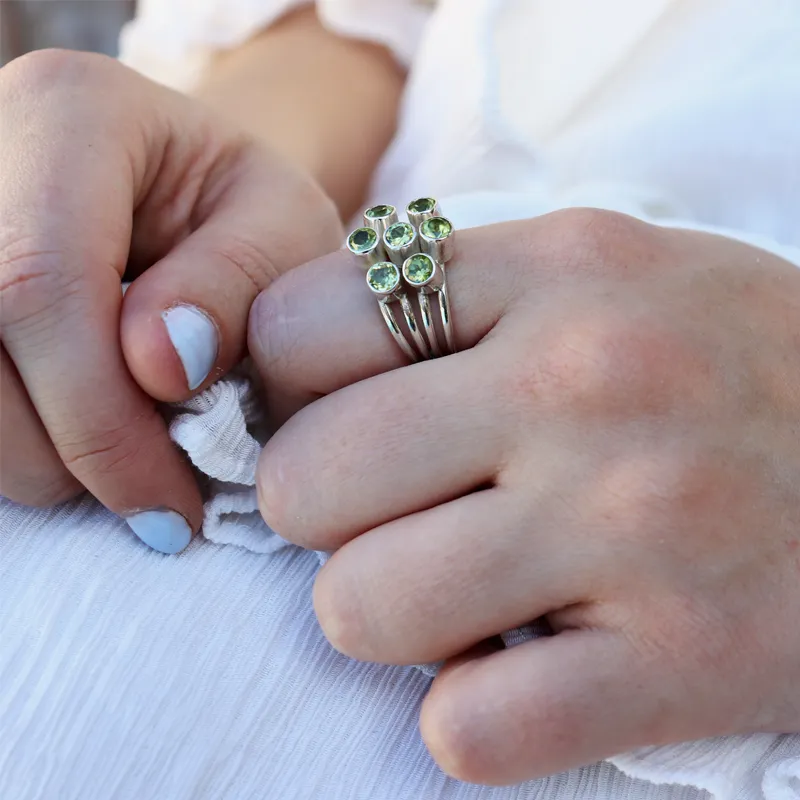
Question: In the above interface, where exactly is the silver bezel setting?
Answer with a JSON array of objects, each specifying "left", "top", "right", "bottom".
[
  {"left": 419, "top": 216, "right": 455, "bottom": 263},
  {"left": 383, "top": 222, "right": 420, "bottom": 266},
  {"left": 402, "top": 252, "right": 441, "bottom": 292},
  {"left": 363, "top": 204, "right": 399, "bottom": 236},
  {"left": 365, "top": 261, "right": 402, "bottom": 299},
  {"left": 347, "top": 226, "right": 385, "bottom": 267},
  {"left": 348, "top": 197, "right": 456, "bottom": 361},
  {"left": 406, "top": 197, "right": 440, "bottom": 227}
]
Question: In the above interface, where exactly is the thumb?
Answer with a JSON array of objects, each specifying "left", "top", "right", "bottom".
[{"left": 121, "top": 144, "right": 341, "bottom": 400}]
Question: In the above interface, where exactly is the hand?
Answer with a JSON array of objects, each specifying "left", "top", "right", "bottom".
[
  {"left": 0, "top": 50, "right": 341, "bottom": 552},
  {"left": 248, "top": 208, "right": 800, "bottom": 783}
]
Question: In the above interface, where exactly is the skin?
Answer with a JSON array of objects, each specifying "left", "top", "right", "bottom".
[
  {"left": 0, "top": 7, "right": 403, "bottom": 535},
  {"left": 249, "top": 209, "right": 800, "bottom": 783}
]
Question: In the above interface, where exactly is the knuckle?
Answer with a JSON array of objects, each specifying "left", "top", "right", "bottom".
[
  {"left": 211, "top": 235, "right": 281, "bottom": 293},
  {"left": 312, "top": 563, "right": 370, "bottom": 659},
  {"left": 0, "top": 470, "right": 80, "bottom": 509},
  {"left": 247, "top": 285, "right": 299, "bottom": 384},
  {"left": 0, "top": 242, "right": 83, "bottom": 334},
  {"left": 520, "top": 309, "right": 701, "bottom": 417},
  {"left": 546, "top": 208, "right": 654, "bottom": 275},
  {"left": 656, "top": 448, "right": 745, "bottom": 531},
  {"left": 526, "top": 312, "right": 639, "bottom": 412},
  {"left": 590, "top": 452, "right": 682, "bottom": 534},
  {"left": 589, "top": 446, "right": 730, "bottom": 546},
  {"left": 254, "top": 155, "right": 341, "bottom": 265},
  {"left": 255, "top": 435, "right": 313, "bottom": 547},
  {"left": 56, "top": 415, "right": 158, "bottom": 479},
  {"left": 255, "top": 443, "right": 287, "bottom": 535},
  {"left": 421, "top": 689, "right": 488, "bottom": 784},
  {"left": 290, "top": 181, "right": 341, "bottom": 257},
  {"left": 35, "top": 476, "right": 82, "bottom": 507}
]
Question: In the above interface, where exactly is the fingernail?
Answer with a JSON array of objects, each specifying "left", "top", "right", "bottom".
[
  {"left": 126, "top": 509, "right": 193, "bottom": 554},
  {"left": 162, "top": 305, "right": 218, "bottom": 390}
]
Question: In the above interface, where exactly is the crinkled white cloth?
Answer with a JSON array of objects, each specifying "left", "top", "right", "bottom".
[{"left": 3, "top": 0, "right": 800, "bottom": 798}]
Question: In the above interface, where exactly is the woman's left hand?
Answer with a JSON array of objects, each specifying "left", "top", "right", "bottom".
[{"left": 248, "top": 208, "right": 800, "bottom": 784}]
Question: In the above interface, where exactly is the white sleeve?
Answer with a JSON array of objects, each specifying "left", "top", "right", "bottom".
[{"left": 118, "top": 0, "right": 432, "bottom": 93}]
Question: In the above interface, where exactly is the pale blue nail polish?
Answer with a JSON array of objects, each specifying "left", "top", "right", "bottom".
[
  {"left": 162, "top": 305, "right": 218, "bottom": 390},
  {"left": 125, "top": 509, "right": 192, "bottom": 554}
]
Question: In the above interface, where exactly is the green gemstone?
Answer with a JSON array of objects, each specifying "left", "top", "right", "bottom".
[
  {"left": 420, "top": 217, "right": 452, "bottom": 241},
  {"left": 365, "top": 204, "right": 394, "bottom": 219},
  {"left": 384, "top": 222, "right": 415, "bottom": 249},
  {"left": 348, "top": 227, "right": 378, "bottom": 254},
  {"left": 404, "top": 254, "right": 435, "bottom": 285},
  {"left": 408, "top": 197, "right": 436, "bottom": 215},
  {"left": 367, "top": 262, "right": 400, "bottom": 293}
]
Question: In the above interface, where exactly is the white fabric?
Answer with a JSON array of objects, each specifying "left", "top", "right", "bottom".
[
  {"left": 3, "top": 0, "right": 800, "bottom": 798},
  {"left": 0, "top": 502, "right": 706, "bottom": 800}
]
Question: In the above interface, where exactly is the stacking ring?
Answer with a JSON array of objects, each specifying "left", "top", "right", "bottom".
[
  {"left": 347, "top": 199, "right": 456, "bottom": 361},
  {"left": 362, "top": 261, "right": 422, "bottom": 363},
  {"left": 413, "top": 213, "right": 455, "bottom": 354}
]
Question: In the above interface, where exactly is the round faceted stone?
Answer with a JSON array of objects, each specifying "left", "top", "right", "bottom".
[
  {"left": 420, "top": 216, "right": 452, "bottom": 241},
  {"left": 403, "top": 254, "right": 435, "bottom": 285},
  {"left": 367, "top": 262, "right": 400, "bottom": 294},
  {"left": 365, "top": 204, "right": 394, "bottom": 220},
  {"left": 384, "top": 222, "right": 415, "bottom": 249},
  {"left": 407, "top": 197, "right": 437, "bottom": 215},
  {"left": 348, "top": 227, "right": 378, "bottom": 254}
]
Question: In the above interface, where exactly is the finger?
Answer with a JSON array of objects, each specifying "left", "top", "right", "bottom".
[
  {"left": 0, "top": 347, "right": 81, "bottom": 506},
  {"left": 250, "top": 208, "right": 673, "bottom": 423},
  {"left": 0, "top": 52, "right": 202, "bottom": 550},
  {"left": 2, "top": 265, "right": 202, "bottom": 550},
  {"left": 122, "top": 149, "right": 342, "bottom": 400},
  {"left": 257, "top": 345, "right": 508, "bottom": 548},
  {"left": 421, "top": 631, "right": 708, "bottom": 785},
  {"left": 313, "top": 489, "right": 580, "bottom": 664},
  {"left": 249, "top": 220, "right": 527, "bottom": 422}
]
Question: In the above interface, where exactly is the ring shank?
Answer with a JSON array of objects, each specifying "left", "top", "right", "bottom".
[{"left": 379, "top": 302, "right": 420, "bottom": 362}]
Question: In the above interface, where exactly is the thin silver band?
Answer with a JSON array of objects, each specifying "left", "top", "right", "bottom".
[
  {"left": 418, "top": 292, "right": 442, "bottom": 358},
  {"left": 438, "top": 280, "right": 455, "bottom": 354},
  {"left": 398, "top": 292, "right": 431, "bottom": 359},
  {"left": 379, "top": 301, "right": 420, "bottom": 362}
]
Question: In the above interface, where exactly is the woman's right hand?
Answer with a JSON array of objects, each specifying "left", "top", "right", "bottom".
[{"left": 0, "top": 49, "right": 342, "bottom": 553}]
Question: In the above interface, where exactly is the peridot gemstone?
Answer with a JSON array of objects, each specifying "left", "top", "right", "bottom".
[
  {"left": 403, "top": 254, "right": 435, "bottom": 285},
  {"left": 365, "top": 204, "right": 394, "bottom": 219},
  {"left": 407, "top": 197, "right": 436, "bottom": 215},
  {"left": 420, "top": 217, "right": 452, "bottom": 241},
  {"left": 348, "top": 227, "right": 378, "bottom": 254},
  {"left": 367, "top": 262, "right": 400, "bottom": 294},
  {"left": 384, "top": 222, "right": 415, "bottom": 249}
]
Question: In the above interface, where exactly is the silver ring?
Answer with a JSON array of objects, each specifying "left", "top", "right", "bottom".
[
  {"left": 364, "top": 261, "right": 423, "bottom": 362},
  {"left": 402, "top": 251, "right": 455, "bottom": 357},
  {"left": 348, "top": 199, "right": 456, "bottom": 361},
  {"left": 404, "top": 210, "right": 456, "bottom": 356}
]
